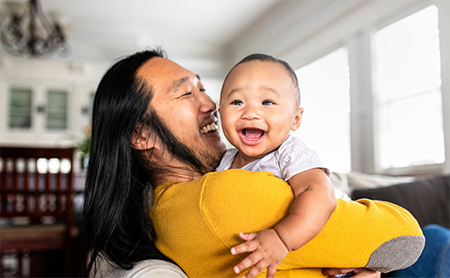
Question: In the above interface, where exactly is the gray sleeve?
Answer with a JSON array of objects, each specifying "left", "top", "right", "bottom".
[
  {"left": 100, "top": 260, "right": 188, "bottom": 278},
  {"left": 127, "top": 260, "right": 188, "bottom": 278},
  {"left": 129, "top": 268, "right": 187, "bottom": 278}
]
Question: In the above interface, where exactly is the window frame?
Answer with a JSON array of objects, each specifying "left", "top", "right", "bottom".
[
  {"left": 370, "top": 3, "right": 447, "bottom": 175},
  {"left": 293, "top": 1, "right": 450, "bottom": 176}
]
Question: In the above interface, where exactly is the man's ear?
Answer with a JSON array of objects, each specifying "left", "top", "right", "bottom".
[
  {"left": 131, "top": 132, "right": 150, "bottom": 150},
  {"left": 291, "top": 107, "right": 304, "bottom": 132}
]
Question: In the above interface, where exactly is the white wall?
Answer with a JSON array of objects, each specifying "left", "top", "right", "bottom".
[{"left": 1, "top": 0, "right": 448, "bottom": 174}]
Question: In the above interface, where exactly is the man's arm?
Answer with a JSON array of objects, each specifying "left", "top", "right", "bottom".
[
  {"left": 151, "top": 169, "right": 424, "bottom": 277},
  {"left": 202, "top": 170, "right": 424, "bottom": 273},
  {"left": 230, "top": 169, "right": 337, "bottom": 278},
  {"left": 275, "top": 168, "right": 336, "bottom": 251}
]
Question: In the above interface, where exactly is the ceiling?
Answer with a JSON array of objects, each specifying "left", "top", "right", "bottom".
[{"left": 0, "top": 0, "right": 281, "bottom": 63}]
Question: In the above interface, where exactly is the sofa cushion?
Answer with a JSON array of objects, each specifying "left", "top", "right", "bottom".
[{"left": 352, "top": 175, "right": 450, "bottom": 228}]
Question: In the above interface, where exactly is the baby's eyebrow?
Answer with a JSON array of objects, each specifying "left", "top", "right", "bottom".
[
  {"left": 224, "top": 87, "right": 243, "bottom": 99},
  {"left": 223, "top": 86, "right": 282, "bottom": 100},
  {"left": 259, "top": 86, "right": 281, "bottom": 97}
]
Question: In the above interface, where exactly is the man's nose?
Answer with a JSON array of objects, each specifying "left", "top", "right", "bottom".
[{"left": 198, "top": 91, "right": 217, "bottom": 114}]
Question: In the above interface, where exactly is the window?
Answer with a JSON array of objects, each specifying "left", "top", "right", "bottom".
[
  {"left": 373, "top": 5, "right": 444, "bottom": 169},
  {"left": 46, "top": 90, "right": 68, "bottom": 130},
  {"left": 295, "top": 47, "right": 351, "bottom": 173},
  {"left": 9, "top": 88, "right": 32, "bottom": 129}
]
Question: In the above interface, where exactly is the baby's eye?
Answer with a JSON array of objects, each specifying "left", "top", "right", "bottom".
[
  {"left": 231, "top": 100, "right": 243, "bottom": 106},
  {"left": 262, "top": 100, "right": 275, "bottom": 105}
]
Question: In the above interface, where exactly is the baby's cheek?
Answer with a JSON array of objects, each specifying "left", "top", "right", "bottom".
[
  {"left": 221, "top": 125, "right": 237, "bottom": 144},
  {"left": 220, "top": 118, "right": 233, "bottom": 132}
]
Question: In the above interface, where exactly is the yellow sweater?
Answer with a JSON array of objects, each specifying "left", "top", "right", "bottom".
[{"left": 150, "top": 170, "right": 424, "bottom": 277}]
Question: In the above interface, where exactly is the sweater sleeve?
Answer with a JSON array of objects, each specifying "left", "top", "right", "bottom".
[
  {"left": 93, "top": 259, "right": 187, "bottom": 278},
  {"left": 125, "top": 260, "right": 187, "bottom": 278},
  {"left": 151, "top": 169, "right": 424, "bottom": 277}
]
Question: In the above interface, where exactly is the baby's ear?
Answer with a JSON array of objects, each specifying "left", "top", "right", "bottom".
[{"left": 291, "top": 108, "right": 304, "bottom": 131}]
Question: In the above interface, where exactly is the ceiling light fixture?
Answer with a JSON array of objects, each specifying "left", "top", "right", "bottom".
[{"left": 0, "top": 0, "right": 70, "bottom": 58}]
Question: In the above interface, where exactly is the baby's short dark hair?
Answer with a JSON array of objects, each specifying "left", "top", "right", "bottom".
[{"left": 226, "top": 53, "right": 301, "bottom": 106}]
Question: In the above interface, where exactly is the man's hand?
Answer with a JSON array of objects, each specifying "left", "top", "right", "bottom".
[
  {"left": 230, "top": 229, "right": 289, "bottom": 278},
  {"left": 322, "top": 268, "right": 381, "bottom": 278}
]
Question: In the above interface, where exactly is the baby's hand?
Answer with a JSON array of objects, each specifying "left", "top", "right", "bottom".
[{"left": 230, "top": 229, "right": 289, "bottom": 278}]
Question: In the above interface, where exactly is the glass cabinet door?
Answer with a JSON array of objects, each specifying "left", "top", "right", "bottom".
[
  {"left": 46, "top": 90, "right": 68, "bottom": 130},
  {"left": 8, "top": 87, "right": 69, "bottom": 131},
  {"left": 9, "top": 88, "right": 33, "bottom": 129}
]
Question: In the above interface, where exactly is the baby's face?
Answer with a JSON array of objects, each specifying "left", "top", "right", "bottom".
[{"left": 219, "top": 60, "right": 303, "bottom": 159}]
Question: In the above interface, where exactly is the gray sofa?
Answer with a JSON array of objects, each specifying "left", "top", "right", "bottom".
[{"left": 351, "top": 174, "right": 450, "bottom": 229}]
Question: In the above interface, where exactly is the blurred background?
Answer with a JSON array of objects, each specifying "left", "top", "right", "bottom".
[
  {"left": 1, "top": 0, "right": 449, "bottom": 175},
  {"left": 0, "top": 0, "right": 449, "bottom": 276}
]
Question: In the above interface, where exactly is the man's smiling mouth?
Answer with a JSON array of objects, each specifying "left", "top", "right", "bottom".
[{"left": 200, "top": 123, "right": 219, "bottom": 134}]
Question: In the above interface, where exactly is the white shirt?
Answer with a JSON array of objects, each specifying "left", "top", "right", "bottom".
[
  {"left": 216, "top": 136, "right": 351, "bottom": 199},
  {"left": 216, "top": 135, "right": 330, "bottom": 180}
]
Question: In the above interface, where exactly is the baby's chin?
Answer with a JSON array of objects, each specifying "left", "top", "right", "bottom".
[{"left": 238, "top": 147, "right": 273, "bottom": 160}]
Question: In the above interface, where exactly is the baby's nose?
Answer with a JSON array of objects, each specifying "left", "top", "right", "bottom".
[{"left": 242, "top": 107, "right": 260, "bottom": 120}]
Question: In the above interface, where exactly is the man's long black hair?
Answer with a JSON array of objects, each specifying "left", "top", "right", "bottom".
[{"left": 81, "top": 49, "right": 207, "bottom": 276}]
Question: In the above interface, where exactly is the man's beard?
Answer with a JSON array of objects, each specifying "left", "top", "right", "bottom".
[
  {"left": 145, "top": 109, "right": 219, "bottom": 175},
  {"left": 186, "top": 140, "right": 222, "bottom": 174}
]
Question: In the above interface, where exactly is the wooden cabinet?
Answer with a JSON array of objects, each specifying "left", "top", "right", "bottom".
[{"left": 0, "top": 147, "right": 77, "bottom": 277}]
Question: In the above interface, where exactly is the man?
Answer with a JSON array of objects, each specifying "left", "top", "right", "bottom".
[{"left": 85, "top": 49, "right": 423, "bottom": 278}]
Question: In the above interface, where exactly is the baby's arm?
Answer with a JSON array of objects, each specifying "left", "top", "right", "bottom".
[
  {"left": 231, "top": 169, "right": 336, "bottom": 278},
  {"left": 275, "top": 168, "right": 337, "bottom": 251}
]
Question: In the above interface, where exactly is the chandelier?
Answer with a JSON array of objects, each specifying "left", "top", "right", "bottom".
[{"left": 0, "top": 0, "right": 69, "bottom": 58}]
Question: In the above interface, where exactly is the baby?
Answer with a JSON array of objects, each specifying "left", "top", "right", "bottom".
[{"left": 217, "top": 54, "right": 337, "bottom": 278}]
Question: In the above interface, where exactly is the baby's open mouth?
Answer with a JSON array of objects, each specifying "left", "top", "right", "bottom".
[{"left": 240, "top": 128, "right": 266, "bottom": 141}]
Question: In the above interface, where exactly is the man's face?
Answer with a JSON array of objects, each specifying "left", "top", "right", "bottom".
[{"left": 136, "top": 57, "right": 226, "bottom": 172}]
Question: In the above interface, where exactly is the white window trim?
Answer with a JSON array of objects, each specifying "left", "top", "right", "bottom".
[
  {"left": 439, "top": 0, "right": 450, "bottom": 175},
  {"left": 332, "top": 0, "right": 449, "bottom": 176},
  {"left": 279, "top": 0, "right": 449, "bottom": 175}
]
